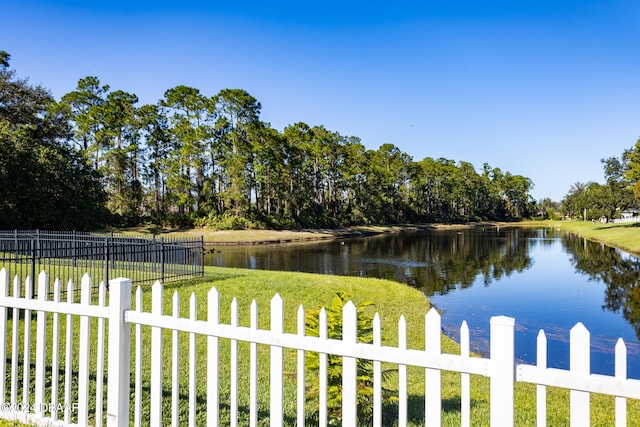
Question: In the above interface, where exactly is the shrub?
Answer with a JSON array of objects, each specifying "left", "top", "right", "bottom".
[{"left": 304, "top": 291, "right": 395, "bottom": 425}]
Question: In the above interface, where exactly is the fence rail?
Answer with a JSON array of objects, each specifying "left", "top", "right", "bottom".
[
  {"left": 0, "top": 230, "right": 203, "bottom": 292},
  {"left": 0, "top": 270, "right": 638, "bottom": 426}
]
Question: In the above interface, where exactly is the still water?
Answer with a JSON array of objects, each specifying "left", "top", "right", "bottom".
[{"left": 204, "top": 227, "right": 640, "bottom": 378}]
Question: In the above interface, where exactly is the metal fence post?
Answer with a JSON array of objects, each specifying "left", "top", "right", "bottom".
[
  {"left": 152, "top": 234, "right": 157, "bottom": 274},
  {"left": 72, "top": 230, "right": 77, "bottom": 268},
  {"left": 30, "top": 239, "right": 36, "bottom": 297},
  {"left": 160, "top": 237, "right": 165, "bottom": 282},
  {"left": 201, "top": 236, "right": 205, "bottom": 276},
  {"left": 104, "top": 238, "right": 110, "bottom": 287}
]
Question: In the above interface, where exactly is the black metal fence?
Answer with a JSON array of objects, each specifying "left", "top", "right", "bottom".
[{"left": 0, "top": 230, "right": 204, "bottom": 294}]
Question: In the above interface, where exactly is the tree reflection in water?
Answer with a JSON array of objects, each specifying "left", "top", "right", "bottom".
[
  {"left": 206, "top": 226, "right": 640, "bottom": 375},
  {"left": 204, "top": 226, "right": 538, "bottom": 296},
  {"left": 401, "top": 227, "right": 535, "bottom": 295},
  {"left": 563, "top": 233, "right": 640, "bottom": 340}
]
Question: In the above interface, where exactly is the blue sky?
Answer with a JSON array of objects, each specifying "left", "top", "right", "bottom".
[{"left": 3, "top": 0, "right": 640, "bottom": 201}]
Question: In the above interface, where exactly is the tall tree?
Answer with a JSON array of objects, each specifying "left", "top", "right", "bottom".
[
  {"left": 59, "top": 76, "right": 110, "bottom": 161},
  {"left": 245, "top": 121, "right": 286, "bottom": 218},
  {"left": 161, "top": 85, "right": 212, "bottom": 214},
  {"left": 138, "top": 103, "right": 171, "bottom": 219},
  {"left": 601, "top": 155, "right": 634, "bottom": 215},
  {"left": 0, "top": 56, "right": 107, "bottom": 229},
  {"left": 500, "top": 173, "right": 534, "bottom": 219},
  {"left": 623, "top": 139, "right": 640, "bottom": 201},
  {"left": 96, "top": 89, "right": 141, "bottom": 220},
  {"left": 213, "top": 89, "right": 261, "bottom": 215},
  {"left": 282, "top": 122, "right": 315, "bottom": 222},
  {"left": 0, "top": 51, "right": 10, "bottom": 69},
  {"left": 340, "top": 137, "right": 368, "bottom": 224}
]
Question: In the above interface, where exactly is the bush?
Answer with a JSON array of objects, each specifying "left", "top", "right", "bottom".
[
  {"left": 304, "top": 292, "right": 395, "bottom": 425},
  {"left": 198, "top": 212, "right": 260, "bottom": 230},
  {"left": 160, "top": 213, "right": 194, "bottom": 228}
]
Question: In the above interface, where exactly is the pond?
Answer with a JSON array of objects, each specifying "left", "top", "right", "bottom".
[{"left": 204, "top": 226, "right": 640, "bottom": 378}]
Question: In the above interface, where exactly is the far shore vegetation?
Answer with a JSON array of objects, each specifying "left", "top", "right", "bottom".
[{"left": 110, "top": 218, "right": 640, "bottom": 257}]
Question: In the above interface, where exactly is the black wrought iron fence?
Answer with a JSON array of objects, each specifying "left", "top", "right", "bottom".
[{"left": 0, "top": 230, "right": 204, "bottom": 295}]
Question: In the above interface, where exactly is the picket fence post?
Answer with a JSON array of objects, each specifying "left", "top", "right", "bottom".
[
  {"left": 106, "top": 277, "right": 131, "bottom": 427},
  {"left": 570, "top": 323, "right": 590, "bottom": 426},
  {"left": 615, "top": 339, "right": 627, "bottom": 427},
  {"left": 150, "top": 281, "right": 163, "bottom": 426},
  {"left": 34, "top": 271, "right": 48, "bottom": 418},
  {"left": 490, "top": 315, "right": 515, "bottom": 427},
  {"left": 536, "top": 330, "right": 547, "bottom": 427},
  {"left": 0, "top": 268, "right": 8, "bottom": 406},
  {"left": 207, "top": 287, "right": 220, "bottom": 427},
  {"left": 78, "top": 274, "right": 92, "bottom": 426},
  {"left": 270, "top": 294, "right": 284, "bottom": 426},
  {"left": 342, "top": 301, "right": 358, "bottom": 427},
  {"left": 425, "top": 308, "right": 442, "bottom": 427}
]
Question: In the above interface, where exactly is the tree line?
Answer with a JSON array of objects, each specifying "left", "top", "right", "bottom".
[
  {"left": 0, "top": 52, "right": 106, "bottom": 229},
  {"left": 1, "top": 51, "right": 537, "bottom": 230},
  {"left": 559, "top": 141, "right": 640, "bottom": 221}
]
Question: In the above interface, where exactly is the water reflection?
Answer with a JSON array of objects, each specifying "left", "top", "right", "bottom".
[
  {"left": 205, "top": 227, "right": 539, "bottom": 295},
  {"left": 205, "top": 226, "right": 640, "bottom": 376},
  {"left": 562, "top": 233, "right": 640, "bottom": 340}
]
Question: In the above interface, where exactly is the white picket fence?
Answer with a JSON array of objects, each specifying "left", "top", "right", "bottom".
[{"left": 0, "top": 269, "right": 639, "bottom": 426}]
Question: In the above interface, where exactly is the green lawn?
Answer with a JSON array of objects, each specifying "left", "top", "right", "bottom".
[
  {"left": 2, "top": 263, "right": 640, "bottom": 425},
  {"left": 107, "top": 223, "right": 469, "bottom": 244},
  {"left": 134, "top": 266, "right": 639, "bottom": 426},
  {"left": 521, "top": 219, "right": 640, "bottom": 255}
]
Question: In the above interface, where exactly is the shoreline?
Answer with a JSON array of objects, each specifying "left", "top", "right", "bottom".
[
  {"left": 113, "top": 220, "right": 640, "bottom": 255},
  {"left": 115, "top": 222, "right": 503, "bottom": 245}
]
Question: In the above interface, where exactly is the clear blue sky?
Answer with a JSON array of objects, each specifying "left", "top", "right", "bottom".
[{"left": 3, "top": 0, "right": 640, "bottom": 201}]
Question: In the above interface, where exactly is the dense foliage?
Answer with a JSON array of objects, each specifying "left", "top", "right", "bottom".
[
  {"left": 304, "top": 292, "right": 395, "bottom": 425},
  {"left": 2, "top": 52, "right": 537, "bottom": 229},
  {"left": 57, "top": 76, "right": 535, "bottom": 228},
  {"left": 0, "top": 52, "right": 107, "bottom": 229},
  {"left": 560, "top": 144, "right": 639, "bottom": 221}
]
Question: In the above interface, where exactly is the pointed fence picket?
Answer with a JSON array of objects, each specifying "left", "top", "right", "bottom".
[{"left": 0, "top": 268, "right": 639, "bottom": 426}]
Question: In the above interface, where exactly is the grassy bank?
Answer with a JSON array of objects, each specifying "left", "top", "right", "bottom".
[
  {"left": 1, "top": 266, "right": 638, "bottom": 425},
  {"left": 156, "top": 267, "right": 464, "bottom": 425},
  {"left": 110, "top": 223, "right": 489, "bottom": 245},
  {"left": 147, "top": 267, "right": 637, "bottom": 425},
  {"left": 114, "top": 220, "right": 640, "bottom": 251},
  {"left": 519, "top": 219, "right": 640, "bottom": 256}
]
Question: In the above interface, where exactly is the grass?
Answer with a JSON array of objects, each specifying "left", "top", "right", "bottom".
[
  {"left": 134, "top": 267, "right": 640, "bottom": 425},
  {"left": 518, "top": 219, "right": 640, "bottom": 256},
  {"left": 108, "top": 223, "right": 474, "bottom": 244},
  {"left": 107, "top": 218, "right": 640, "bottom": 251},
  {"left": 145, "top": 267, "right": 451, "bottom": 425}
]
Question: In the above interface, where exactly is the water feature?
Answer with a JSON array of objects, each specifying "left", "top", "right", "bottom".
[{"left": 204, "top": 226, "right": 640, "bottom": 378}]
